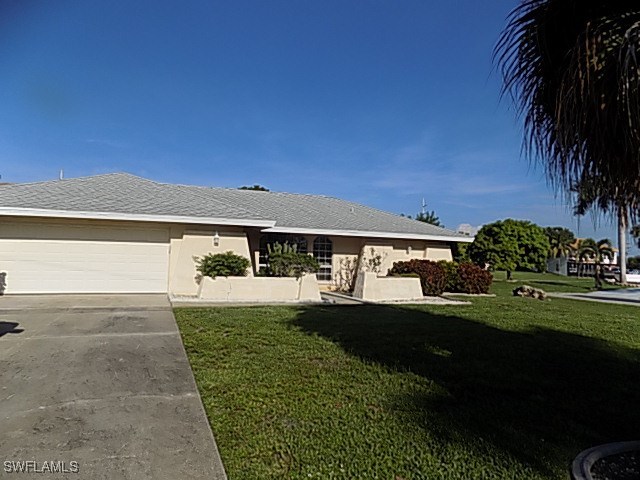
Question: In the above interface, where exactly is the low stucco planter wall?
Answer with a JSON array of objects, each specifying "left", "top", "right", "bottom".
[
  {"left": 197, "top": 274, "right": 321, "bottom": 302},
  {"left": 353, "top": 272, "right": 423, "bottom": 301}
]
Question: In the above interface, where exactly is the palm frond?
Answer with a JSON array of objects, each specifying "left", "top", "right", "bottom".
[{"left": 496, "top": 1, "right": 640, "bottom": 219}]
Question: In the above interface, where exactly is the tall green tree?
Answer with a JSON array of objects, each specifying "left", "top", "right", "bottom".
[
  {"left": 577, "top": 238, "right": 615, "bottom": 289},
  {"left": 627, "top": 255, "right": 640, "bottom": 270},
  {"left": 415, "top": 210, "right": 443, "bottom": 227},
  {"left": 239, "top": 185, "right": 269, "bottom": 191},
  {"left": 468, "top": 219, "right": 549, "bottom": 280},
  {"left": 452, "top": 242, "right": 470, "bottom": 263},
  {"left": 543, "top": 226, "right": 576, "bottom": 258},
  {"left": 496, "top": 1, "right": 640, "bottom": 284},
  {"left": 400, "top": 201, "right": 444, "bottom": 227}
]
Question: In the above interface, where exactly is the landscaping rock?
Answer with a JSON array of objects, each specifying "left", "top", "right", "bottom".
[{"left": 512, "top": 285, "right": 547, "bottom": 300}]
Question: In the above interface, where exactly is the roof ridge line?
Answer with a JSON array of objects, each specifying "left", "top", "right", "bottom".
[
  {"left": 154, "top": 178, "right": 338, "bottom": 199},
  {"left": 0, "top": 172, "right": 144, "bottom": 188}
]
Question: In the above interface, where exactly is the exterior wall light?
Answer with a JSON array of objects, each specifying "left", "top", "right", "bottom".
[
  {"left": 213, "top": 231, "right": 220, "bottom": 247},
  {"left": 407, "top": 245, "right": 412, "bottom": 254}
]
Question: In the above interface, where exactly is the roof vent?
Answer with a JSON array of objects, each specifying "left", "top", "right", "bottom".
[{"left": 350, "top": 207, "right": 355, "bottom": 214}]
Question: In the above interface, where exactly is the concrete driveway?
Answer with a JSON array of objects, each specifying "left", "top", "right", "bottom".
[{"left": 0, "top": 294, "right": 226, "bottom": 479}]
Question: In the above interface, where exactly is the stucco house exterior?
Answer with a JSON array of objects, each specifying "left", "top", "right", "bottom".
[{"left": 0, "top": 173, "right": 472, "bottom": 295}]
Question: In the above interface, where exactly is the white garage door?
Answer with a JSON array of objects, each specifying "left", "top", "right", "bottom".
[{"left": 0, "top": 221, "right": 170, "bottom": 294}]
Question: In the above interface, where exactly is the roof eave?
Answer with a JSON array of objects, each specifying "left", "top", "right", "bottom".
[
  {"left": 0, "top": 207, "right": 276, "bottom": 228},
  {"left": 261, "top": 226, "right": 474, "bottom": 243}
]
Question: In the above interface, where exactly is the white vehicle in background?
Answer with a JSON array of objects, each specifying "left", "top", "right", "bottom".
[{"left": 626, "top": 270, "right": 640, "bottom": 284}]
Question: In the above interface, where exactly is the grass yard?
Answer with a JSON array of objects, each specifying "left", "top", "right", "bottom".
[
  {"left": 175, "top": 275, "right": 640, "bottom": 479},
  {"left": 490, "top": 270, "right": 625, "bottom": 294}
]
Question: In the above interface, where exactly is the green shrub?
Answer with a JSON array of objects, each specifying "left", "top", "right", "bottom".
[
  {"left": 456, "top": 262, "right": 493, "bottom": 294},
  {"left": 266, "top": 242, "right": 320, "bottom": 278},
  {"left": 196, "top": 251, "right": 250, "bottom": 278},
  {"left": 438, "top": 260, "right": 460, "bottom": 292},
  {"left": 388, "top": 260, "right": 447, "bottom": 296}
]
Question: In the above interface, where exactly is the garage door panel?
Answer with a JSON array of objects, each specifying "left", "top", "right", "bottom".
[{"left": 0, "top": 223, "right": 169, "bottom": 294}]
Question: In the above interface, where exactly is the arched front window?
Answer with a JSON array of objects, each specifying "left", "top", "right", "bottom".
[
  {"left": 313, "top": 236, "right": 333, "bottom": 281},
  {"left": 258, "top": 234, "right": 308, "bottom": 272}
]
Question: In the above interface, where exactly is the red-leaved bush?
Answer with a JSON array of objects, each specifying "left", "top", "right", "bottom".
[
  {"left": 389, "top": 260, "right": 493, "bottom": 296},
  {"left": 456, "top": 262, "right": 493, "bottom": 294},
  {"left": 388, "top": 260, "right": 447, "bottom": 296}
]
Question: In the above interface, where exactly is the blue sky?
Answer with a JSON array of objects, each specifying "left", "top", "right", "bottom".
[{"left": 0, "top": 0, "right": 637, "bottom": 254}]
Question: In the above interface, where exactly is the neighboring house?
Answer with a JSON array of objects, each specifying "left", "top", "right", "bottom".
[
  {"left": 547, "top": 239, "right": 619, "bottom": 277},
  {"left": 0, "top": 173, "right": 472, "bottom": 295},
  {"left": 567, "top": 239, "right": 618, "bottom": 265},
  {"left": 546, "top": 256, "right": 569, "bottom": 276}
]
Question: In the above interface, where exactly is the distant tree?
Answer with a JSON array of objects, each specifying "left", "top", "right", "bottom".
[
  {"left": 543, "top": 227, "right": 576, "bottom": 258},
  {"left": 401, "top": 200, "right": 444, "bottom": 227},
  {"left": 633, "top": 225, "right": 640, "bottom": 248},
  {"left": 468, "top": 219, "right": 549, "bottom": 280},
  {"left": 452, "top": 242, "right": 470, "bottom": 263},
  {"left": 578, "top": 238, "right": 614, "bottom": 289},
  {"left": 415, "top": 210, "right": 443, "bottom": 227},
  {"left": 627, "top": 256, "right": 640, "bottom": 271},
  {"left": 239, "top": 185, "right": 269, "bottom": 191}
]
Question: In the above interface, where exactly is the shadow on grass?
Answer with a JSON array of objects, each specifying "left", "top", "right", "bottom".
[{"left": 292, "top": 305, "right": 640, "bottom": 476}]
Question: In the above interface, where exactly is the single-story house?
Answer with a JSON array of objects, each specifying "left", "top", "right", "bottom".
[{"left": 0, "top": 173, "right": 472, "bottom": 295}]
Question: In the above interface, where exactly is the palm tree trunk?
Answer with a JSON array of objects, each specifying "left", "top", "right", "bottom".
[{"left": 618, "top": 207, "right": 627, "bottom": 284}]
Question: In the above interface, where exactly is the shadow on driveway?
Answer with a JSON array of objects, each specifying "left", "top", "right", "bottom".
[{"left": 0, "top": 321, "right": 23, "bottom": 337}]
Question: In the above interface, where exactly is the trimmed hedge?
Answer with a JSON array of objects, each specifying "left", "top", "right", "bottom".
[{"left": 389, "top": 260, "right": 492, "bottom": 296}]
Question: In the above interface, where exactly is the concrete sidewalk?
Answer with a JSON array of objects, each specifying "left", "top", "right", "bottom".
[
  {"left": 0, "top": 295, "right": 226, "bottom": 479},
  {"left": 549, "top": 288, "right": 640, "bottom": 307}
]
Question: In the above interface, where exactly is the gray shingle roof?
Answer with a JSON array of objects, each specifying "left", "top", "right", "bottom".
[
  {"left": 0, "top": 173, "right": 269, "bottom": 222},
  {"left": 0, "top": 173, "right": 470, "bottom": 240}
]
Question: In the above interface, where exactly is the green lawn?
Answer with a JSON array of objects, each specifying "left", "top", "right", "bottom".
[
  {"left": 175, "top": 279, "right": 640, "bottom": 479},
  {"left": 490, "top": 270, "right": 624, "bottom": 294}
]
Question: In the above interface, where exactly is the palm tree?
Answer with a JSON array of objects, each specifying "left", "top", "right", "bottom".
[
  {"left": 572, "top": 238, "right": 588, "bottom": 277},
  {"left": 571, "top": 175, "right": 630, "bottom": 283},
  {"left": 496, "top": 1, "right": 640, "bottom": 282},
  {"left": 544, "top": 226, "right": 576, "bottom": 258},
  {"left": 578, "top": 238, "right": 615, "bottom": 289}
]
